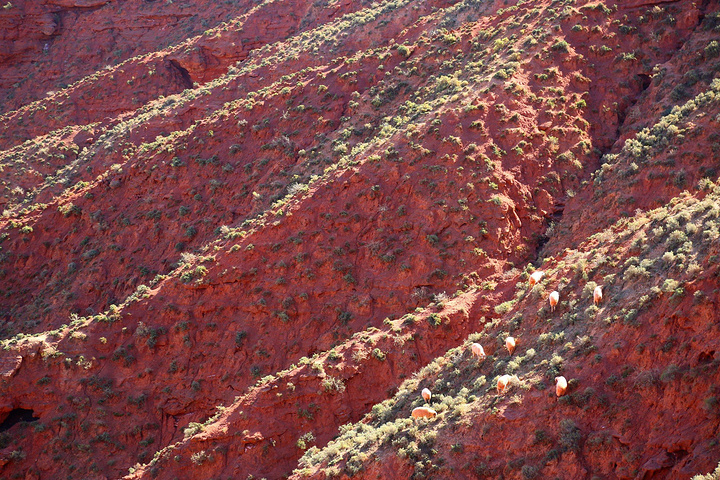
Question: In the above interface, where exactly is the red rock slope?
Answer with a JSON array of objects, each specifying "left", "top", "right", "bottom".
[{"left": 0, "top": 0, "right": 718, "bottom": 479}]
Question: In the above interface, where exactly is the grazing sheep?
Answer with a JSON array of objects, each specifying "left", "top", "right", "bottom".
[
  {"left": 471, "top": 343, "right": 486, "bottom": 360},
  {"left": 422, "top": 388, "right": 432, "bottom": 402},
  {"left": 593, "top": 285, "right": 603, "bottom": 305},
  {"left": 549, "top": 291, "right": 559, "bottom": 311},
  {"left": 529, "top": 270, "right": 545, "bottom": 287},
  {"left": 497, "top": 374, "right": 513, "bottom": 394},
  {"left": 555, "top": 376, "right": 568, "bottom": 397},
  {"left": 505, "top": 336, "right": 516, "bottom": 355},
  {"left": 412, "top": 406, "right": 437, "bottom": 419}
]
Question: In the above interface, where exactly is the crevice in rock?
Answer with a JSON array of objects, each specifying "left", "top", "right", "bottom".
[
  {"left": 668, "top": 449, "right": 689, "bottom": 469},
  {"left": 535, "top": 201, "right": 565, "bottom": 262},
  {"left": 167, "top": 59, "right": 194, "bottom": 90},
  {"left": 697, "top": 350, "right": 715, "bottom": 364},
  {"left": 0, "top": 408, "right": 39, "bottom": 432}
]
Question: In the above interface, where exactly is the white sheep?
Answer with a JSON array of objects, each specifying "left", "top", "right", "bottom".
[
  {"left": 412, "top": 406, "right": 437, "bottom": 419},
  {"left": 471, "top": 343, "right": 486, "bottom": 360},
  {"left": 421, "top": 388, "right": 432, "bottom": 402},
  {"left": 505, "top": 336, "right": 516, "bottom": 355},
  {"left": 497, "top": 375, "right": 510, "bottom": 394},
  {"left": 593, "top": 285, "right": 603, "bottom": 306},
  {"left": 549, "top": 291, "right": 559, "bottom": 311},
  {"left": 529, "top": 270, "right": 545, "bottom": 287},
  {"left": 555, "top": 376, "right": 568, "bottom": 397},
  {"left": 496, "top": 374, "right": 518, "bottom": 394}
]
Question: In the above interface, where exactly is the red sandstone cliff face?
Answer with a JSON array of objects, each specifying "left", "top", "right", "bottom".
[{"left": 0, "top": 0, "right": 719, "bottom": 479}]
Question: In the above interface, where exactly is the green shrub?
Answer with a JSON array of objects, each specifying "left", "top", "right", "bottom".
[
  {"left": 559, "top": 419, "right": 582, "bottom": 451},
  {"left": 706, "top": 41, "right": 720, "bottom": 59},
  {"left": 551, "top": 40, "right": 569, "bottom": 52},
  {"left": 296, "top": 432, "right": 315, "bottom": 450},
  {"left": 427, "top": 313, "right": 442, "bottom": 327},
  {"left": 322, "top": 376, "right": 346, "bottom": 393}
]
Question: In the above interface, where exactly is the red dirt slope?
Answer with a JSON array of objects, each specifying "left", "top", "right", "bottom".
[{"left": 0, "top": 0, "right": 718, "bottom": 479}]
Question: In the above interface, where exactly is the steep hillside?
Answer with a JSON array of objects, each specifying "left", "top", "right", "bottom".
[{"left": 0, "top": 0, "right": 718, "bottom": 479}]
